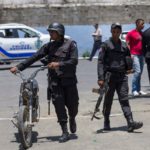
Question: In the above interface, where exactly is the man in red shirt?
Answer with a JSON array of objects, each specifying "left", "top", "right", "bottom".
[{"left": 126, "top": 19, "right": 146, "bottom": 96}]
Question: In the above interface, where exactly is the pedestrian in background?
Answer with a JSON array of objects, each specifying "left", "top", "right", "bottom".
[
  {"left": 10, "top": 22, "right": 79, "bottom": 143},
  {"left": 89, "top": 23, "right": 102, "bottom": 61},
  {"left": 97, "top": 22, "right": 143, "bottom": 132},
  {"left": 143, "top": 22, "right": 150, "bottom": 84},
  {"left": 126, "top": 18, "right": 147, "bottom": 96}
]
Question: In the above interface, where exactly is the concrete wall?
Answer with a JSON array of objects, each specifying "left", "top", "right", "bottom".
[
  {"left": 0, "top": 0, "right": 150, "bottom": 26},
  {"left": 1, "top": 0, "right": 150, "bottom": 6}
]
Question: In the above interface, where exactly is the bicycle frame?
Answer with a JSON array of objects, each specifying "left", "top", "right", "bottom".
[
  {"left": 11, "top": 66, "right": 47, "bottom": 149},
  {"left": 18, "top": 66, "right": 47, "bottom": 125},
  {"left": 19, "top": 79, "right": 36, "bottom": 125}
]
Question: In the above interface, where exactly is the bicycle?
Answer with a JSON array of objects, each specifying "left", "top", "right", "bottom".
[{"left": 11, "top": 66, "right": 47, "bottom": 149}]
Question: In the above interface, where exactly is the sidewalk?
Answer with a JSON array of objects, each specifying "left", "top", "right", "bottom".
[{"left": 0, "top": 59, "right": 150, "bottom": 150}]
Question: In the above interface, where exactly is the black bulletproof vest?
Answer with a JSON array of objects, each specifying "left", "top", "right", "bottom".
[
  {"left": 104, "top": 39, "right": 127, "bottom": 72},
  {"left": 48, "top": 39, "right": 76, "bottom": 78}
]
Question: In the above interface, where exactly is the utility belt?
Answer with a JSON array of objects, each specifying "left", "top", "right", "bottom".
[
  {"left": 106, "top": 69, "right": 126, "bottom": 76},
  {"left": 106, "top": 67, "right": 126, "bottom": 73},
  {"left": 110, "top": 71, "right": 126, "bottom": 75},
  {"left": 48, "top": 76, "right": 77, "bottom": 87}
]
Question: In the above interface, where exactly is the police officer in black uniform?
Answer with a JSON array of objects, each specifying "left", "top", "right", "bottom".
[
  {"left": 143, "top": 24, "right": 150, "bottom": 84},
  {"left": 10, "top": 22, "right": 79, "bottom": 142},
  {"left": 97, "top": 23, "right": 143, "bottom": 132}
]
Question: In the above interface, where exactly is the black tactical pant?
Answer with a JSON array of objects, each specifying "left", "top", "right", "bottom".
[
  {"left": 103, "top": 72, "right": 132, "bottom": 118},
  {"left": 146, "top": 59, "right": 150, "bottom": 84},
  {"left": 51, "top": 83, "right": 79, "bottom": 123}
]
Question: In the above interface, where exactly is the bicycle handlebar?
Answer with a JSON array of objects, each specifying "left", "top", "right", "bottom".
[{"left": 16, "top": 66, "right": 48, "bottom": 82}]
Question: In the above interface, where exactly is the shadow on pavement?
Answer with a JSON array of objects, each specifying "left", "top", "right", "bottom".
[
  {"left": 96, "top": 125, "right": 143, "bottom": 134},
  {"left": 37, "top": 133, "right": 78, "bottom": 143},
  {"left": 96, "top": 126, "right": 127, "bottom": 134},
  {"left": 11, "top": 131, "right": 38, "bottom": 150},
  {"left": 12, "top": 132, "right": 78, "bottom": 149}
]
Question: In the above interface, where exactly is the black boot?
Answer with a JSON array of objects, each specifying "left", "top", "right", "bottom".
[
  {"left": 126, "top": 115, "right": 143, "bottom": 132},
  {"left": 59, "top": 122, "right": 70, "bottom": 143},
  {"left": 103, "top": 117, "right": 111, "bottom": 131},
  {"left": 69, "top": 117, "right": 77, "bottom": 133}
]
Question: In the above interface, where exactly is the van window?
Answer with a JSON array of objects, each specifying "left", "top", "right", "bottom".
[
  {"left": 0, "top": 30, "right": 5, "bottom": 38},
  {"left": 17, "top": 28, "right": 38, "bottom": 38},
  {"left": 5, "top": 29, "right": 14, "bottom": 38}
]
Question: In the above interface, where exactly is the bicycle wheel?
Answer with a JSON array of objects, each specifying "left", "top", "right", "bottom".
[{"left": 18, "top": 106, "right": 32, "bottom": 149}]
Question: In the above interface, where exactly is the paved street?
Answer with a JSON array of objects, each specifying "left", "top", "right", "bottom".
[{"left": 0, "top": 59, "right": 150, "bottom": 150}]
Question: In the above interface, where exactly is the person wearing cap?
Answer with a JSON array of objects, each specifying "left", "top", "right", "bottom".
[
  {"left": 10, "top": 22, "right": 79, "bottom": 143},
  {"left": 89, "top": 23, "right": 102, "bottom": 61},
  {"left": 126, "top": 19, "right": 147, "bottom": 96},
  {"left": 97, "top": 23, "right": 143, "bottom": 132}
]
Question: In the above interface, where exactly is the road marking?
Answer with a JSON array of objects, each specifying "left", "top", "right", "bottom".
[
  {"left": 1, "top": 110, "right": 150, "bottom": 121},
  {"left": 0, "top": 113, "right": 123, "bottom": 121},
  {"left": 0, "top": 118, "right": 12, "bottom": 121}
]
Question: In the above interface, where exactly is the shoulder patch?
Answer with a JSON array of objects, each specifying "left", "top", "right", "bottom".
[{"left": 72, "top": 41, "right": 77, "bottom": 48}]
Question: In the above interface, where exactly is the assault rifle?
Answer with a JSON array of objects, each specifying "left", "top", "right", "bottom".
[
  {"left": 40, "top": 57, "right": 51, "bottom": 116},
  {"left": 91, "top": 72, "right": 111, "bottom": 120},
  {"left": 47, "top": 75, "right": 51, "bottom": 116}
]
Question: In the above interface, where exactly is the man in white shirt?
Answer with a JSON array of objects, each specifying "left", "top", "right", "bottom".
[{"left": 89, "top": 23, "right": 102, "bottom": 61}]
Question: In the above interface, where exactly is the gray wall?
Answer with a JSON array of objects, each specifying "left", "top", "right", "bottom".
[
  {"left": 0, "top": 0, "right": 150, "bottom": 26},
  {"left": 1, "top": 0, "right": 150, "bottom": 5}
]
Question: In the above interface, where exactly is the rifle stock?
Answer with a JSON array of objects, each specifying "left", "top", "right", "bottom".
[
  {"left": 91, "top": 72, "right": 111, "bottom": 120},
  {"left": 92, "top": 88, "right": 100, "bottom": 94}
]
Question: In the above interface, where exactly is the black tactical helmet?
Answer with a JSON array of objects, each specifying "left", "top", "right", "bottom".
[{"left": 47, "top": 22, "right": 65, "bottom": 36}]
